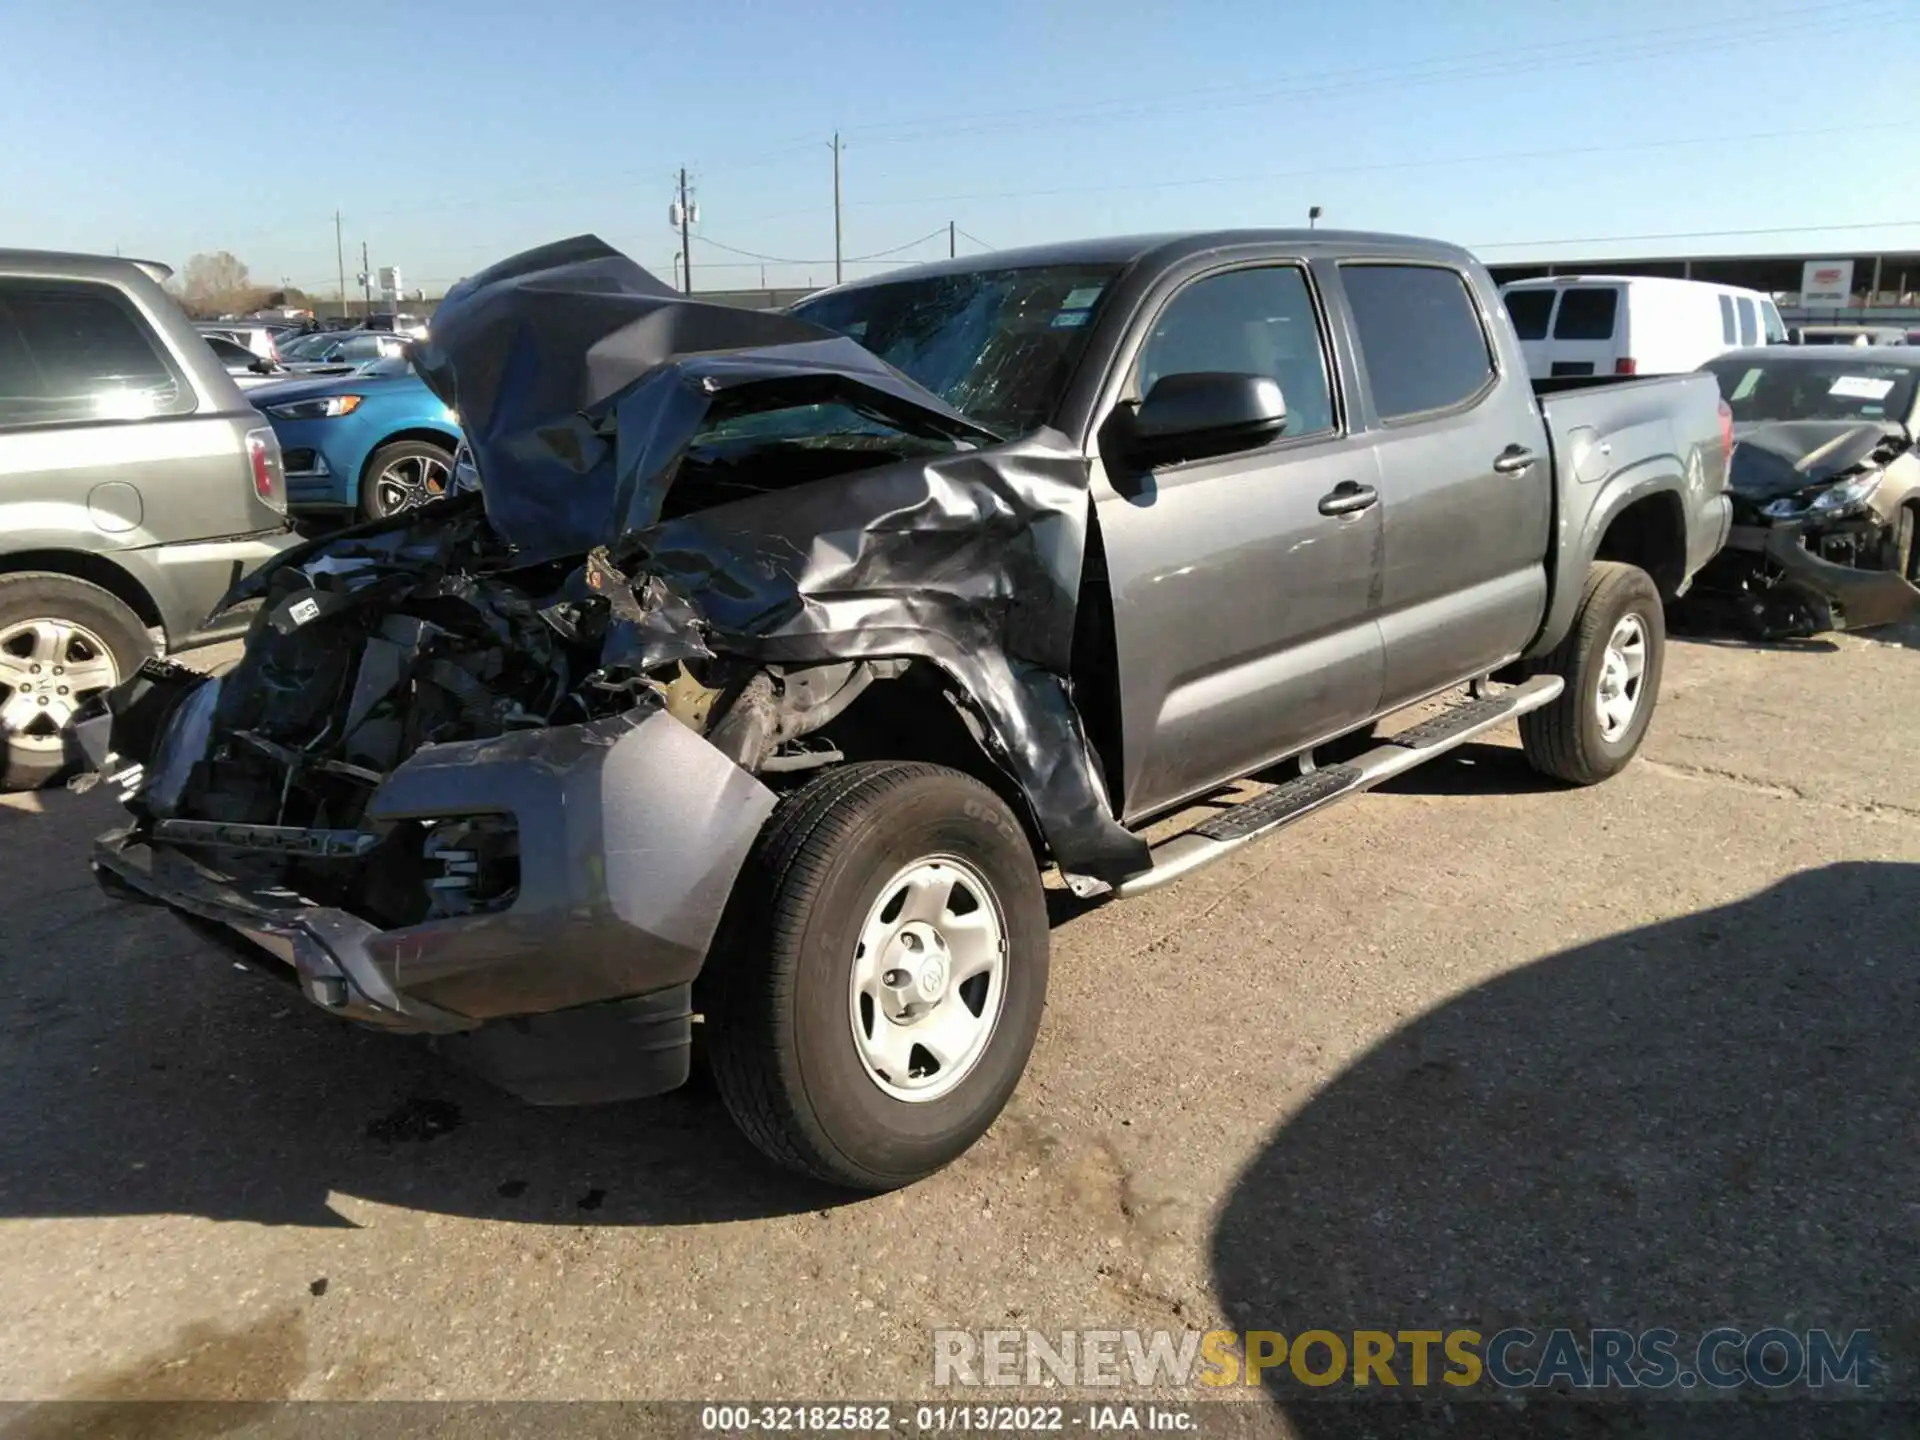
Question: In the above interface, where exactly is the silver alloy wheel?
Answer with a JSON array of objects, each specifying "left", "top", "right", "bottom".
[
  {"left": 1595, "top": 612, "right": 1648, "bottom": 743},
  {"left": 0, "top": 618, "right": 121, "bottom": 753},
  {"left": 848, "top": 854, "right": 1009, "bottom": 1103},
  {"left": 370, "top": 452, "right": 451, "bottom": 515}
]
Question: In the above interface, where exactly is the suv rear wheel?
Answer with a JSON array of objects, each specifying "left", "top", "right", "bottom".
[
  {"left": 704, "top": 762, "right": 1049, "bottom": 1190},
  {"left": 0, "top": 572, "right": 153, "bottom": 791}
]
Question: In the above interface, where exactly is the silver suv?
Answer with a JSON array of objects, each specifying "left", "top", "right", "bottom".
[{"left": 0, "top": 249, "right": 297, "bottom": 788}]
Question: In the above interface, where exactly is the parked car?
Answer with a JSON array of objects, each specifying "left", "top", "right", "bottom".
[
  {"left": 250, "top": 352, "right": 460, "bottom": 518},
  {"left": 82, "top": 230, "right": 1729, "bottom": 1187},
  {"left": 363, "top": 312, "right": 429, "bottom": 338},
  {"left": 0, "top": 248, "right": 295, "bottom": 788},
  {"left": 1500, "top": 275, "right": 1786, "bottom": 378},
  {"left": 1691, "top": 346, "right": 1920, "bottom": 635},
  {"left": 201, "top": 332, "right": 291, "bottom": 390},
  {"left": 1792, "top": 324, "right": 1910, "bottom": 347},
  {"left": 194, "top": 322, "right": 286, "bottom": 363},
  {"left": 275, "top": 328, "right": 409, "bottom": 373}
]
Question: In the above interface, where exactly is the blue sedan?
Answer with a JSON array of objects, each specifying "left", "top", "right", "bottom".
[{"left": 251, "top": 354, "right": 462, "bottom": 519}]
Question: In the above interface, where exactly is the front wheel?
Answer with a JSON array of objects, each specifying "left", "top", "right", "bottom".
[
  {"left": 1520, "top": 561, "right": 1665, "bottom": 785},
  {"left": 359, "top": 439, "right": 453, "bottom": 520},
  {"left": 704, "top": 762, "right": 1049, "bottom": 1190},
  {"left": 0, "top": 572, "right": 153, "bottom": 791}
]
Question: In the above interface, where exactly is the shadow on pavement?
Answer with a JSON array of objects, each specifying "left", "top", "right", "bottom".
[
  {"left": 1372, "top": 741, "right": 1562, "bottom": 799},
  {"left": 0, "top": 789, "right": 858, "bottom": 1228},
  {"left": 1211, "top": 861, "right": 1919, "bottom": 1436}
]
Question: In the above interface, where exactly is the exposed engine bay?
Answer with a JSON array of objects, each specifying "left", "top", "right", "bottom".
[
  {"left": 79, "top": 236, "right": 1149, "bottom": 1002},
  {"left": 1688, "top": 419, "right": 1920, "bottom": 638}
]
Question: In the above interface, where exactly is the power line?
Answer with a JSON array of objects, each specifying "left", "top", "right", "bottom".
[
  {"left": 1472, "top": 220, "right": 1920, "bottom": 251},
  {"left": 956, "top": 228, "right": 996, "bottom": 252},
  {"left": 837, "top": 117, "right": 1910, "bottom": 212},
  {"left": 834, "top": 0, "right": 1867, "bottom": 145},
  {"left": 838, "top": 4, "right": 1888, "bottom": 149}
]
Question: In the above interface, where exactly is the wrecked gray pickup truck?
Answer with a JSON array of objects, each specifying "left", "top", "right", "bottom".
[
  {"left": 1693, "top": 347, "right": 1920, "bottom": 637},
  {"left": 81, "top": 231, "right": 1731, "bottom": 1190}
]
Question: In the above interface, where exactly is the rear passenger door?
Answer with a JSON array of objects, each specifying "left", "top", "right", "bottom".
[
  {"left": 1335, "top": 262, "right": 1550, "bottom": 712},
  {"left": 1090, "top": 260, "right": 1385, "bottom": 821}
]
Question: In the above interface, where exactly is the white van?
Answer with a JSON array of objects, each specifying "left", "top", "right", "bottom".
[{"left": 1498, "top": 275, "right": 1787, "bottom": 380}]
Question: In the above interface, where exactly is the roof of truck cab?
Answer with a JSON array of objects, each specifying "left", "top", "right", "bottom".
[{"left": 805, "top": 229, "right": 1476, "bottom": 295}]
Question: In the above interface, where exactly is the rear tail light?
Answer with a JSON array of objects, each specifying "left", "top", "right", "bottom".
[
  {"left": 245, "top": 426, "right": 288, "bottom": 515},
  {"left": 1717, "top": 398, "right": 1735, "bottom": 468},
  {"left": 1614, "top": 357, "right": 1637, "bottom": 375}
]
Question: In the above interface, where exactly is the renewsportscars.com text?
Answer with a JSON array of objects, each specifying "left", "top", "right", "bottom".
[{"left": 933, "top": 1327, "right": 1875, "bottom": 1393}]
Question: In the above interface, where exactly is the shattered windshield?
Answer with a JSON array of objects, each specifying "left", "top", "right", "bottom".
[
  {"left": 692, "top": 399, "right": 958, "bottom": 455},
  {"left": 791, "top": 263, "right": 1120, "bottom": 437},
  {"left": 1704, "top": 357, "right": 1919, "bottom": 424}
]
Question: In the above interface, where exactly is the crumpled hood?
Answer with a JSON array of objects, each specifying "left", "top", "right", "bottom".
[
  {"left": 210, "top": 235, "right": 1149, "bottom": 885},
  {"left": 1729, "top": 419, "right": 1907, "bottom": 500},
  {"left": 409, "top": 234, "right": 1000, "bottom": 564}
]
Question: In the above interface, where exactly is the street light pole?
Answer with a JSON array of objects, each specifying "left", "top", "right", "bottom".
[{"left": 1308, "top": 205, "right": 1323, "bottom": 230}]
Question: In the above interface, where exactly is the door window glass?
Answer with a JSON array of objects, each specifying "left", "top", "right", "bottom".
[
  {"left": 1135, "top": 265, "right": 1334, "bottom": 439},
  {"left": 1551, "top": 287, "right": 1618, "bottom": 340},
  {"left": 1341, "top": 264, "right": 1495, "bottom": 420}
]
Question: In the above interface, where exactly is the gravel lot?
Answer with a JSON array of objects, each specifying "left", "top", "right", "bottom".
[{"left": 2, "top": 624, "right": 1916, "bottom": 1429}]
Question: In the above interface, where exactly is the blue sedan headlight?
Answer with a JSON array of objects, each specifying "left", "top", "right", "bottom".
[{"left": 264, "top": 395, "right": 364, "bottom": 420}]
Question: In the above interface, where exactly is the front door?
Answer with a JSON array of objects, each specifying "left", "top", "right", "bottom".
[{"left": 1090, "top": 261, "right": 1385, "bottom": 823}]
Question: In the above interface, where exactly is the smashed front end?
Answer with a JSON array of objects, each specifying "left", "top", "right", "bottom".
[
  {"left": 78, "top": 236, "right": 1144, "bottom": 1103},
  {"left": 1691, "top": 420, "right": 1920, "bottom": 638}
]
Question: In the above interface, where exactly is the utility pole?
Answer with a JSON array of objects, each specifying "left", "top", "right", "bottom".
[
  {"left": 360, "top": 241, "right": 372, "bottom": 317},
  {"left": 334, "top": 211, "right": 347, "bottom": 319},
  {"left": 676, "top": 167, "right": 694, "bottom": 295},
  {"left": 829, "top": 132, "right": 844, "bottom": 285},
  {"left": 949, "top": 220, "right": 956, "bottom": 258}
]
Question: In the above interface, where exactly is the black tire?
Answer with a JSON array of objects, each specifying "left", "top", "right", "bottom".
[
  {"left": 358, "top": 439, "right": 454, "bottom": 521},
  {"left": 0, "top": 572, "right": 153, "bottom": 792},
  {"left": 703, "top": 761, "right": 1049, "bottom": 1191},
  {"left": 1519, "top": 560, "right": 1664, "bottom": 786}
]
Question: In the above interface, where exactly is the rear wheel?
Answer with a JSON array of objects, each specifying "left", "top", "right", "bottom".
[
  {"left": 704, "top": 762, "right": 1049, "bottom": 1190},
  {"left": 359, "top": 440, "right": 453, "bottom": 520},
  {"left": 1520, "top": 561, "right": 1664, "bottom": 785},
  {"left": 0, "top": 573, "right": 152, "bottom": 791}
]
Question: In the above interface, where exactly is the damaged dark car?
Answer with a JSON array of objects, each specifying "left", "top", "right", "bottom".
[
  {"left": 1693, "top": 347, "right": 1920, "bottom": 637},
  {"left": 79, "top": 231, "right": 1732, "bottom": 1190}
]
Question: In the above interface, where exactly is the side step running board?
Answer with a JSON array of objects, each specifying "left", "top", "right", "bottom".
[{"left": 1113, "top": 675, "right": 1563, "bottom": 898}]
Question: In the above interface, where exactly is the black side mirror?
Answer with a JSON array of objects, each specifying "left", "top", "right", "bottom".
[
  {"left": 249, "top": 357, "right": 276, "bottom": 374},
  {"left": 1123, "top": 372, "right": 1288, "bottom": 464}
]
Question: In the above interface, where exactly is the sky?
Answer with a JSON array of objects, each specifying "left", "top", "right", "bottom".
[{"left": 5, "top": 0, "right": 1918, "bottom": 297}]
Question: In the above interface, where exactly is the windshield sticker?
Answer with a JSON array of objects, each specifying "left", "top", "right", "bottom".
[
  {"left": 1830, "top": 375, "right": 1896, "bottom": 400},
  {"left": 1051, "top": 311, "right": 1088, "bottom": 329},
  {"left": 1730, "top": 368, "right": 1763, "bottom": 401},
  {"left": 1062, "top": 287, "right": 1103, "bottom": 310}
]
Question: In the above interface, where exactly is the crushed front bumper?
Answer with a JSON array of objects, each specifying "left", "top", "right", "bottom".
[
  {"left": 1716, "top": 521, "right": 1920, "bottom": 633},
  {"left": 91, "top": 707, "right": 777, "bottom": 1102}
]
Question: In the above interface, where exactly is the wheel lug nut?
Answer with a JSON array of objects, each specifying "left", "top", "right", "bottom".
[
  {"left": 57, "top": 686, "right": 68, "bottom": 695},
  {"left": 883, "top": 968, "right": 910, "bottom": 987},
  {"left": 901, "top": 933, "right": 921, "bottom": 951},
  {"left": 37, "top": 696, "right": 48, "bottom": 706},
  {"left": 51, "top": 666, "right": 62, "bottom": 675}
]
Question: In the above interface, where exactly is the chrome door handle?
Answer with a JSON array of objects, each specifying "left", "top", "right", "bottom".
[
  {"left": 1318, "top": 482, "right": 1379, "bottom": 517},
  {"left": 1494, "top": 445, "right": 1538, "bottom": 474}
]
